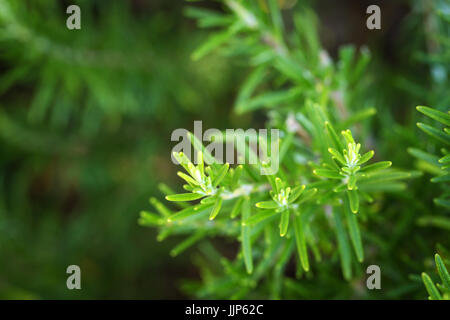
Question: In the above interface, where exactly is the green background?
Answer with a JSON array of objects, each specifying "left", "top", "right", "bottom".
[{"left": 0, "top": 0, "right": 447, "bottom": 299}]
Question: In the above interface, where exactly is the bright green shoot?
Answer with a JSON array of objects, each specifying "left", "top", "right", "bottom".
[
  {"left": 421, "top": 254, "right": 450, "bottom": 300},
  {"left": 315, "top": 127, "right": 392, "bottom": 213}
]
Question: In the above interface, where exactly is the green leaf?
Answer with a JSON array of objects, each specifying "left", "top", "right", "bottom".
[
  {"left": 341, "top": 129, "right": 355, "bottom": 144},
  {"left": 200, "top": 195, "right": 217, "bottom": 204},
  {"left": 417, "top": 106, "right": 450, "bottom": 126},
  {"left": 167, "top": 202, "right": 214, "bottom": 222},
  {"left": 359, "top": 170, "right": 412, "bottom": 184},
  {"left": 333, "top": 209, "right": 352, "bottom": 280},
  {"left": 333, "top": 184, "right": 348, "bottom": 192},
  {"left": 191, "top": 23, "right": 241, "bottom": 60},
  {"left": 177, "top": 171, "right": 199, "bottom": 186},
  {"left": 268, "top": 0, "right": 284, "bottom": 39},
  {"left": 279, "top": 131, "right": 294, "bottom": 163},
  {"left": 255, "top": 200, "right": 279, "bottom": 209},
  {"left": 170, "top": 231, "right": 207, "bottom": 257},
  {"left": 431, "top": 175, "right": 450, "bottom": 183},
  {"left": 244, "top": 210, "right": 277, "bottom": 226},
  {"left": 328, "top": 148, "right": 346, "bottom": 165},
  {"left": 435, "top": 254, "right": 450, "bottom": 290},
  {"left": 241, "top": 198, "right": 253, "bottom": 274},
  {"left": 149, "top": 197, "right": 172, "bottom": 217},
  {"left": 231, "top": 165, "right": 243, "bottom": 188},
  {"left": 297, "top": 188, "right": 318, "bottom": 203},
  {"left": 236, "top": 88, "right": 301, "bottom": 114},
  {"left": 288, "top": 185, "right": 306, "bottom": 203},
  {"left": 213, "top": 163, "right": 229, "bottom": 187},
  {"left": 407, "top": 148, "right": 441, "bottom": 166},
  {"left": 172, "top": 151, "right": 193, "bottom": 172},
  {"left": 230, "top": 197, "right": 244, "bottom": 218},
  {"left": 344, "top": 199, "right": 364, "bottom": 262},
  {"left": 166, "top": 193, "right": 204, "bottom": 202},
  {"left": 138, "top": 211, "right": 164, "bottom": 226},
  {"left": 422, "top": 272, "right": 443, "bottom": 300},
  {"left": 340, "top": 107, "right": 376, "bottom": 129},
  {"left": 225, "top": 0, "right": 258, "bottom": 29},
  {"left": 360, "top": 161, "right": 392, "bottom": 173},
  {"left": 417, "top": 122, "right": 450, "bottom": 145},
  {"left": 358, "top": 150, "right": 374, "bottom": 165},
  {"left": 235, "top": 67, "right": 267, "bottom": 111},
  {"left": 434, "top": 198, "right": 450, "bottom": 209},
  {"left": 314, "top": 168, "right": 342, "bottom": 179},
  {"left": 184, "top": 7, "right": 232, "bottom": 28},
  {"left": 275, "top": 177, "right": 284, "bottom": 193},
  {"left": 439, "top": 154, "right": 450, "bottom": 164},
  {"left": 417, "top": 215, "right": 450, "bottom": 230},
  {"left": 325, "top": 121, "right": 345, "bottom": 151},
  {"left": 158, "top": 184, "right": 189, "bottom": 209},
  {"left": 348, "top": 174, "right": 357, "bottom": 190},
  {"left": 293, "top": 212, "right": 310, "bottom": 271},
  {"left": 209, "top": 197, "right": 223, "bottom": 220},
  {"left": 197, "top": 150, "right": 205, "bottom": 177},
  {"left": 279, "top": 209, "right": 290, "bottom": 237},
  {"left": 347, "top": 190, "right": 359, "bottom": 213},
  {"left": 188, "top": 132, "right": 216, "bottom": 165}
]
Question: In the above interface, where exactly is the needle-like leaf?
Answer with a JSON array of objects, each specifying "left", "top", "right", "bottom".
[
  {"left": 347, "top": 189, "right": 359, "bottom": 213},
  {"left": 167, "top": 202, "right": 214, "bottom": 222},
  {"left": 170, "top": 231, "right": 207, "bottom": 257},
  {"left": 241, "top": 198, "right": 253, "bottom": 274},
  {"left": 435, "top": 254, "right": 450, "bottom": 290},
  {"left": 417, "top": 123, "right": 450, "bottom": 145},
  {"left": 422, "top": 272, "right": 443, "bottom": 300},
  {"left": 213, "top": 163, "right": 229, "bottom": 187},
  {"left": 279, "top": 209, "right": 290, "bottom": 237},
  {"left": 288, "top": 185, "right": 306, "bottom": 203},
  {"left": 293, "top": 211, "right": 309, "bottom": 271},
  {"left": 166, "top": 193, "right": 204, "bottom": 202},
  {"left": 358, "top": 150, "right": 374, "bottom": 165},
  {"left": 255, "top": 200, "right": 279, "bottom": 209},
  {"left": 244, "top": 210, "right": 278, "bottom": 226},
  {"left": 138, "top": 211, "right": 164, "bottom": 226},
  {"left": 230, "top": 197, "right": 244, "bottom": 218},
  {"left": 333, "top": 209, "right": 352, "bottom": 280},
  {"left": 344, "top": 199, "right": 364, "bottom": 262},
  {"left": 209, "top": 197, "right": 223, "bottom": 220},
  {"left": 325, "top": 121, "right": 344, "bottom": 151},
  {"left": 314, "top": 168, "right": 342, "bottom": 179},
  {"left": 417, "top": 106, "right": 450, "bottom": 126}
]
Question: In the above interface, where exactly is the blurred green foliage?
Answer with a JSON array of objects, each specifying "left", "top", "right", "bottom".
[
  {"left": 0, "top": 0, "right": 241, "bottom": 299},
  {"left": 0, "top": 0, "right": 448, "bottom": 299}
]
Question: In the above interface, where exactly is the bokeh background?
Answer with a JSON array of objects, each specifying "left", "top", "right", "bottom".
[{"left": 0, "top": 0, "right": 447, "bottom": 299}]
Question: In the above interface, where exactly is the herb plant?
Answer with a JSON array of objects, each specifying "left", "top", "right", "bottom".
[
  {"left": 139, "top": 0, "right": 427, "bottom": 299},
  {"left": 0, "top": 0, "right": 446, "bottom": 300}
]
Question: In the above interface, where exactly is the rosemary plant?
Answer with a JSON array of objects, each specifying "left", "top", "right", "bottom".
[{"left": 140, "top": 0, "right": 418, "bottom": 299}]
